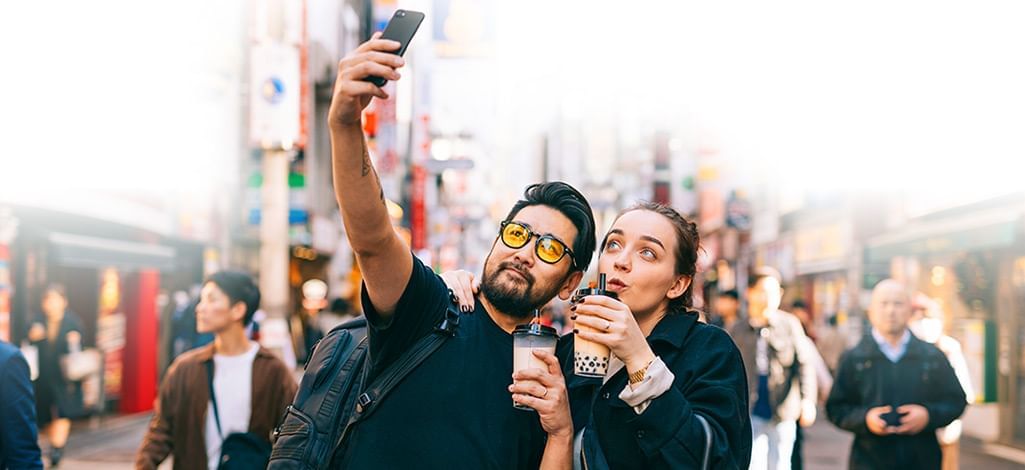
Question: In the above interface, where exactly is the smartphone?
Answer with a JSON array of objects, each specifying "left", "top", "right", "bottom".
[
  {"left": 366, "top": 9, "right": 425, "bottom": 87},
  {"left": 881, "top": 410, "right": 905, "bottom": 427}
]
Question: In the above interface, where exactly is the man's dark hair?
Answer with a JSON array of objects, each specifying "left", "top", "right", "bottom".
[
  {"left": 43, "top": 283, "right": 68, "bottom": 299},
  {"left": 720, "top": 289, "right": 739, "bottom": 300},
  {"left": 503, "top": 182, "right": 596, "bottom": 272},
  {"left": 205, "top": 271, "right": 261, "bottom": 326},
  {"left": 748, "top": 266, "right": 783, "bottom": 289}
]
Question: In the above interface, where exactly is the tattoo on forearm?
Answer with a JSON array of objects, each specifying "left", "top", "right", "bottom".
[
  {"left": 358, "top": 137, "right": 386, "bottom": 206},
  {"left": 361, "top": 139, "right": 372, "bottom": 177}
]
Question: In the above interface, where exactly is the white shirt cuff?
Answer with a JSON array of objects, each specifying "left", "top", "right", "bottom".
[{"left": 618, "top": 356, "right": 674, "bottom": 415}]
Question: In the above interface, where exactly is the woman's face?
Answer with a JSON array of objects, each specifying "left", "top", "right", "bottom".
[
  {"left": 598, "top": 210, "right": 690, "bottom": 317},
  {"left": 42, "top": 290, "right": 67, "bottom": 320},
  {"left": 196, "top": 282, "right": 244, "bottom": 334}
]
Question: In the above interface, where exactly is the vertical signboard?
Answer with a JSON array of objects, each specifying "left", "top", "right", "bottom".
[
  {"left": 0, "top": 245, "right": 10, "bottom": 342},
  {"left": 96, "top": 268, "right": 126, "bottom": 399}
]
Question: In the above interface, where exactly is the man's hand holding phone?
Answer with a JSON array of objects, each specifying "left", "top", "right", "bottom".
[
  {"left": 865, "top": 405, "right": 895, "bottom": 436},
  {"left": 328, "top": 33, "right": 403, "bottom": 130},
  {"left": 329, "top": 10, "right": 424, "bottom": 130}
]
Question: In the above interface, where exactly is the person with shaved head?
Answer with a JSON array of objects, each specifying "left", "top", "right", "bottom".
[{"left": 826, "top": 279, "right": 967, "bottom": 469}]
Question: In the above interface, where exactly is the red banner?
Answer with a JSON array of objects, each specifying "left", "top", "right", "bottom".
[{"left": 411, "top": 165, "right": 427, "bottom": 250}]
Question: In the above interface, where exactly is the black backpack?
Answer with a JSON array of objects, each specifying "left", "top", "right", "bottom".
[{"left": 268, "top": 299, "right": 461, "bottom": 469}]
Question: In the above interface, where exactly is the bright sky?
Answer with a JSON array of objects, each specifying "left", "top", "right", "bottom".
[
  {"left": 496, "top": 0, "right": 1025, "bottom": 194},
  {"left": 3, "top": 0, "right": 1023, "bottom": 200}
]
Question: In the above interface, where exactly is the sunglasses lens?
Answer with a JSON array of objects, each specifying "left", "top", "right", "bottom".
[
  {"left": 536, "top": 237, "right": 565, "bottom": 263},
  {"left": 502, "top": 223, "right": 530, "bottom": 248}
]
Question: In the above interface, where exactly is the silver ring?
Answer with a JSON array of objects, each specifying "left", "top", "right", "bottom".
[{"left": 542, "top": 387, "right": 549, "bottom": 398}]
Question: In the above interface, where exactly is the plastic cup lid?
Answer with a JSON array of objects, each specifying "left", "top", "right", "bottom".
[
  {"left": 573, "top": 287, "right": 618, "bottom": 300},
  {"left": 513, "top": 323, "right": 558, "bottom": 338}
]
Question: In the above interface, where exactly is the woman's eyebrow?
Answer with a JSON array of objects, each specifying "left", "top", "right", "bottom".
[
  {"left": 640, "top": 235, "right": 665, "bottom": 250},
  {"left": 609, "top": 229, "right": 665, "bottom": 250}
]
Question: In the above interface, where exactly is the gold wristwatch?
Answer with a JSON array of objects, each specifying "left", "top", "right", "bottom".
[{"left": 628, "top": 359, "right": 654, "bottom": 385}]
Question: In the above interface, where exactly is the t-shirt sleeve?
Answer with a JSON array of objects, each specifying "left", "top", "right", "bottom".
[{"left": 360, "top": 255, "right": 450, "bottom": 375}]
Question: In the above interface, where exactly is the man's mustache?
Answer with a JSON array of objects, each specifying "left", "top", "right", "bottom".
[{"left": 496, "top": 261, "right": 534, "bottom": 284}]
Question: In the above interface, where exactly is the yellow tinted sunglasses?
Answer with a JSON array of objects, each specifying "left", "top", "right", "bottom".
[{"left": 499, "top": 220, "right": 576, "bottom": 267}]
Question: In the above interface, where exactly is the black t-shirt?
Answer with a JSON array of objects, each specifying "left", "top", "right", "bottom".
[{"left": 338, "top": 256, "right": 547, "bottom": 469}]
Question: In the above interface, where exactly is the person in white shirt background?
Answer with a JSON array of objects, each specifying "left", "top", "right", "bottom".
[{"left": 136, "top": 271, "right": 297, "bottom": 470}]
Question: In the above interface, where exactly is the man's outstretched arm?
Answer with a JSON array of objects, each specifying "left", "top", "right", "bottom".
[{"left": 328, "top": 33, "right": 412, "bottom": 320}]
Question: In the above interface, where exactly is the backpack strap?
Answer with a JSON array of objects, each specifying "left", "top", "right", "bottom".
[
  {"left": 206, "top": 360, "right": 224, "bottom": 440},
  {"left": 334, "top": 301, "right": 461, "bottom": 451}
]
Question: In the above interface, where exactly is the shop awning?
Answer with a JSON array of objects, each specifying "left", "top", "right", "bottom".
[
  {"left": 48, "top": 232, "right": 176, "bottom": 271},
  {"left": 865, "top": 210, "right": 1021, "bottom": 264}
]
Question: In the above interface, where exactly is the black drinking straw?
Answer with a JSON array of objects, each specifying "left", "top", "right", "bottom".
[{"left": 598, "top": 273, "right": 607, "bottom": 291}]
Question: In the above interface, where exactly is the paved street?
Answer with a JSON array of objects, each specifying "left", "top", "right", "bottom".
[
  {"left": 50, "top": 414, "right": 169, "bottom": 470},
  {"left": 45, "top": 410, "right": 1025, "bottom": 469},
  {"left": 802, "top": 415, "right": 1025, "bottom": 470}
]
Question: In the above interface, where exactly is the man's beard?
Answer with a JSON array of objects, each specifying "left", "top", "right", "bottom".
[{"left": 480, "top": 259, "right": 564, "bottom": 319}]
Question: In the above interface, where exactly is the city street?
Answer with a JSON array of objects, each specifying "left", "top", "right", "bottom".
[
  {"left": 4, "top": 1, "right": 1025, "bottom": 469},
  {"left": 51, "top": 410, "right": 1025, "bottom": 469}
]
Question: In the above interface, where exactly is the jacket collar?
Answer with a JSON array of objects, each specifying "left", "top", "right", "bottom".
[{"left": 646, "top": 310, "right": 699, "bottom": 350}]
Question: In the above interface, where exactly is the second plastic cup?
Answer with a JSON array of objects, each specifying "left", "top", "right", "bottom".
[{"left": 512, "top": 323, "right": 558, "bottom": 410}]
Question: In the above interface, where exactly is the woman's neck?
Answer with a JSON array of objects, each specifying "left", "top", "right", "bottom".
[
  {"left": 214, "top": 326, "right": 252, "bottom": 356},
  {"left": 635, "top": 306, "right": 669, "bottom": 337}
]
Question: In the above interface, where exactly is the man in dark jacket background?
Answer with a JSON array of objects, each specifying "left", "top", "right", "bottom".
[
  {"left": 827, "top": 279, "right": 967, "bottom": 469},
  {"left": 0, "top": 339, "right": 44, "bottom": 469}
]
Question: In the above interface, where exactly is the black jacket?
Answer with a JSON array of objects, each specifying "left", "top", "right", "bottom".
[
  {"left": 0, "top": 341, "right": 43, "bottom": 469},
  {"left": 28, "top": 312, "right": 86, "bottom": 419},
  {"left": 826, "top": 332, "right": 967, "bottom": 470},
  {"left": 560, "top": 311, "right": 751, "bottom": 469}
]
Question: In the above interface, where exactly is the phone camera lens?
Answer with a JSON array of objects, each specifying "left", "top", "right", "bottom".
[{"left": 397, "top": 11, "right": 405, "bottom": 16}]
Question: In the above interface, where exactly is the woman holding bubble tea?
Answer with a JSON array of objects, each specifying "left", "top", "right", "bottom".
[{"left": 444, "top": 202, "right": 751, "bottom": 469}]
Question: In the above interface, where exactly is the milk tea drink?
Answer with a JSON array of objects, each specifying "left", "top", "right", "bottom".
[
  {"left": 512, "top": 323, "right": 558, "bottom": 410},
  {"left": 572, "top": 274, "right": 617, "bottom": 377}
]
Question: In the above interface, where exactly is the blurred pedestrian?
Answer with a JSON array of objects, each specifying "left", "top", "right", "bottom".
[
  {"left": 1, "top": 338, "right": 44, "bottom": 469},
  {"left": 815, "top": 315, "right": 847, "bottom": 373},
  {"left": 787, "top": 300, "right": 833, "bottom": 470},
  {"left": 709, "top": 289, "right": 740, "bottom": 329},
  {"left": 168, "top": 287, "right": 214, "bottom": 366},
  {"left": 790, "top": 300, "right": 815, "bottom": 342},
  {"left": 136, "top": 271, "right": 297, "bottom": 470},
  {"left": 728, "top": 267, "right": 817, "bottom": 470},
  {"left": 318, "top": 297, "right": 357, "bottom": 332},
  {"left": 910, "top": 292, "right": 975, "bottom": 470},
  {"left": 297, "top": 310, "right": 323, "bottom": 365},
  {"left": 26, "top": 284, "right": 84, "bottom": 467},
  {"left": 826, "top": 279, "right": 966, "bottom": 470}
]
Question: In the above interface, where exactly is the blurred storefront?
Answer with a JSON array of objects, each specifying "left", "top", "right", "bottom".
[
  {"left": 0, "top": 201, "right": 204, "bottom": 415},
  {"left": 788, "top": 219, "right": 857, "bottom": 329},
  {"left": 865, "top": 193, "right": 1025, "bottom": 448}
]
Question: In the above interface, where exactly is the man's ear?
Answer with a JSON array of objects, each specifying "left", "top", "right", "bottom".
[
  {"left": 558, "top": 271, "right": 584, "bottom": 300},
  {"left": 230, "top": 301, "right": 247, "bottom": 323},
  {"left": 667, "top": 276, "right": 691, "bottom": 300}
]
